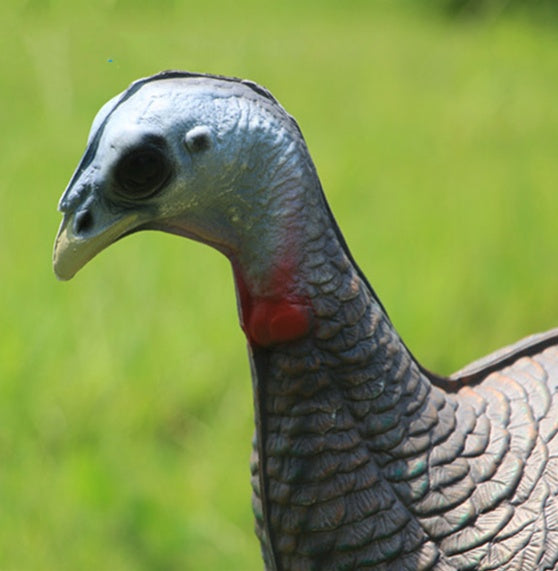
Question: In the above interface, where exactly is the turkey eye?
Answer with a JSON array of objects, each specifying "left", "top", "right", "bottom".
[{"left": 116, "top": 145, "right": 170, "bottom": 198}]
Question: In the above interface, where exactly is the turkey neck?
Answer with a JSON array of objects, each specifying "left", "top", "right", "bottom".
[{"left": 232, "top": 177, "right": 439, "bottom": 568}]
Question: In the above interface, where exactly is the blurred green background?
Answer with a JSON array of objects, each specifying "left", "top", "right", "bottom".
[{"left": 2, "top": 0, "right": 558, "bottom": 568}]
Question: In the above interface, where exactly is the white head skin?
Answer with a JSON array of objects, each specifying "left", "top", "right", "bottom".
[{"left": 54, "top": 73, "right": 328, "bottom": 345}]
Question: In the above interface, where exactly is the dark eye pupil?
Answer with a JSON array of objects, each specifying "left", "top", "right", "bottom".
[{"left": 116, "top": 146, "right": 169, "bottom": 198}]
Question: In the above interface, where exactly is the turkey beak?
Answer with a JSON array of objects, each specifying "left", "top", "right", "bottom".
[{"left": 53, "top": 196, "right": 143, "bottom": 281}]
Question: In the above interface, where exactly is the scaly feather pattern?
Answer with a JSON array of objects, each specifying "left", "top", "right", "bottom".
[{"left": 248, "top": 207, "right": 558, "bottom": 569}]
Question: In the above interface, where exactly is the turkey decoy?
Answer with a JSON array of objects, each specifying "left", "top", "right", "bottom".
[{"left": 53, "top": 71, "right": 558, "bottom": 570}]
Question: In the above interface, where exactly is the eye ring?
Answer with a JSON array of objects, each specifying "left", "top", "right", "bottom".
[{"left": 115, "top": 144, "right": 171, "bottom": 199}]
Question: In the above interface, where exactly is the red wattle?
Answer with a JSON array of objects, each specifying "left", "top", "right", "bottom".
[
  {"left": 232, "top": 261, "right": 312, "bottom": 347},
  {"left": 248, "top": 299, "right": 311, "bottom": 347}
]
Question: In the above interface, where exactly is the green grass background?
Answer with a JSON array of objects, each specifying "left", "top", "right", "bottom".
[{"left": 2, "top": 1, "right": 558, "bottom": 568}]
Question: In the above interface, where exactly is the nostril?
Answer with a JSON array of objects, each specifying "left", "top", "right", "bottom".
[{"left": 74, "top": 209, "right": 93, "bottom": 235}]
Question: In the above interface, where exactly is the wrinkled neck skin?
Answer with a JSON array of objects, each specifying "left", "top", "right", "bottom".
[
  {"left": 224, "top": 127, "right": 322, "bottom": 347},
  {"left": 216, "top": 128, "right": 447, "bottom": 569}
]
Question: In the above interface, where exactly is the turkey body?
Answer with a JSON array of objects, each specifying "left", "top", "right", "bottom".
[{"left": 53, "top": 71, "right": 558, "bottom": 570}]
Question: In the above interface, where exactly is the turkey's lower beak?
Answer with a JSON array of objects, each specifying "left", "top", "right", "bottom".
[{"left": 53, "top": 210, "right": 141, "bottom": 281}]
